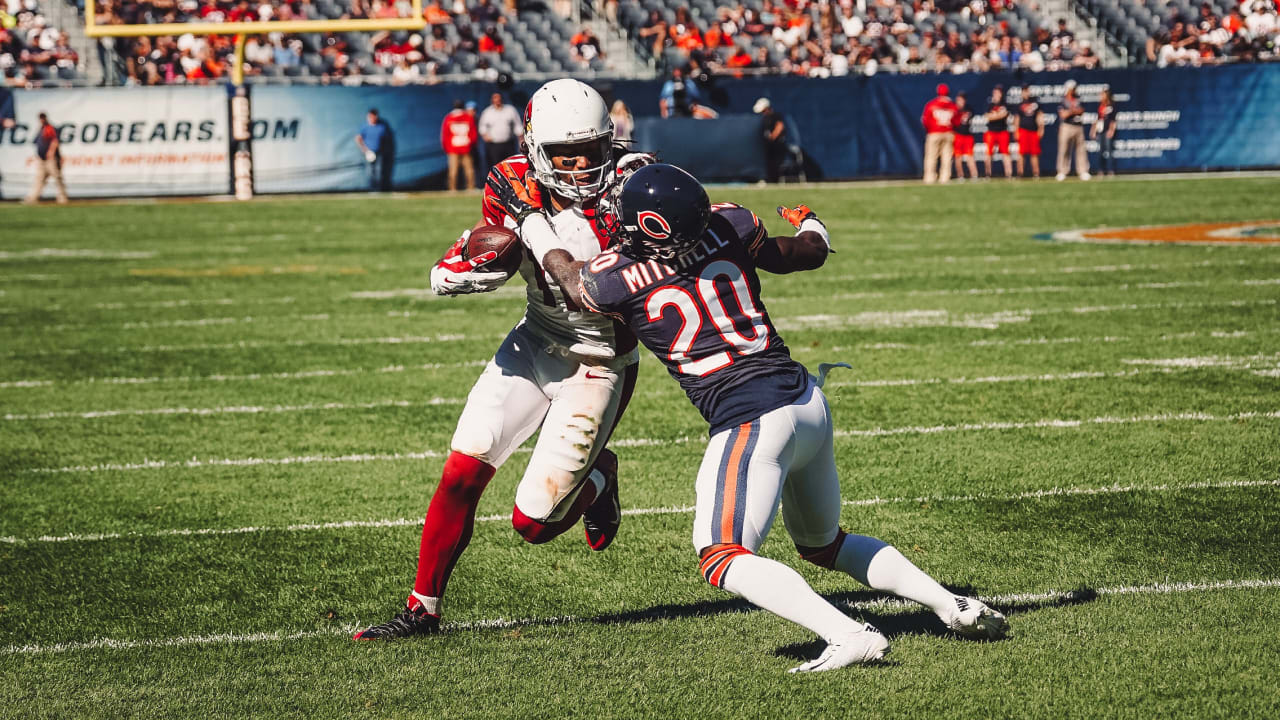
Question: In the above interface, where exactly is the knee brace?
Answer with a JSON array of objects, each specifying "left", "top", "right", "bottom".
[
  {"left": 796, "top": 529, "right": 848, "bottom": 569},
  {"left": 698, "top": 543, "right": 752, "bottom": 588}
]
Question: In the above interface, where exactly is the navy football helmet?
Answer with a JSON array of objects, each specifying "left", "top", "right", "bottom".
[{"left": 604, "top": 163, "right": 711, "bottom": 262}]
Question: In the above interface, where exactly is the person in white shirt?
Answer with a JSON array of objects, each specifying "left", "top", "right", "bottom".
[{"left": 477, "top": 91, "right": 523, "bottom": 177}]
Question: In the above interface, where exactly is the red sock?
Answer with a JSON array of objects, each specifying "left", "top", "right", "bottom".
[
  {"left": 412, "top": 452, "right": 497, "bottom": 601},
  {"left": 511, "top": 481, "right": 598, "bottom": 544}
]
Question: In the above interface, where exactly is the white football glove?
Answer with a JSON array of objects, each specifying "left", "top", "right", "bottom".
[
  {"left": 429, "top": 230, "right": 510, "bottom": 296},
  {"left": 364, "top": 150, "right": 377, "bottom": 163},
  {"left": 614, "top": 151, "right": 656, "bottom": 181}
]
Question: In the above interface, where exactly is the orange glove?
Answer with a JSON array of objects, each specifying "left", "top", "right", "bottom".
[{"left": 776, "top": 204, "right": 817, "bottom": 228}]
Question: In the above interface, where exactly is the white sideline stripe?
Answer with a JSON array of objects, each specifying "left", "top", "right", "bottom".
[
  {"left": 4, "top": 478, "right": 1274, "bottom": 547},
  {"left": 817, "top": 278, "right": 1249, "bottom": 301},
  {"left": 12, "top": 360, "right": 1278, "bottom": 419},
  {"left": 826, "top": 356, "right": 1280, "bottom": 389},
  {"left": 835, "top": 410, "right": 1280, "bottom": 438},
  {"left": 46, "top": 313, "right": 336, "bottom": 332},
  {"left": 0, "top": 248, "right": 156, "bottom": 261},
  {"left": 3, "top": 333, "right": 503, "bottom": 359},
  {"left": 779, "top": 298, "right": 1278, "bottom": 331},
  {"left": 4, "top": 576, "right": 1278, "bottom": 655},
  {"left": 0, "top": 361, "right": 488, "bottom": 390},
  {"left": 2, "top": 398, "right": 461, "bottom": 422},
  {"left": 2, "top": 328, "right": 1269, "bottom": 388},
  {"left": 0, "top": 297, "right": 299, "bottom": 316},
  {"left": 841, "top": 257, "right": 1280, "bottom": 283},
  {"left": 15, "top": 410, "right": 1280, "bottom": 476},
  {"left": 23, "top": 451, "right": 442, "bottom": 476}
]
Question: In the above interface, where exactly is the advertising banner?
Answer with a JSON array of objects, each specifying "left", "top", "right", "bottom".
[
  {"left": 0, "top": 86, "right": 228, "bottom": 199},
  {"left": 2, "top": 65, "right": 1276, "bottom": 198}
]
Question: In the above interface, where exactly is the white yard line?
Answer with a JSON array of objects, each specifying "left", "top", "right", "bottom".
[
  {"left": 778, "top": 298, "right": 1277, "bottom": 331},
  {"left": 2, "top": 398, "right": 461, "bottom": 422},
  {"left": 13, "top": 410, "right": 1279, "bottom": 478},
  {"left": 7, "top": 358, "right": 1277, "bottom": 416},
  {"left": 0, "top": 360, "right": 488, "bottom": 390},
  {"left": 3, "top": 333, "right": 504, "bottom": 359},
  {"left": 835, "top": 410, "right": 1280, "bottom": 438},
  {"left": 3, "top": 575, "right": 1277, "bottom": 655},
  {"left": 22, "top": 451, "right": 443, "bottom": 476},
  {"left": 0, "top": 248, "right": 157, "bottom": 261},
  {"left": 4, "top": 478, "right": 1274, "bottom": 547}
]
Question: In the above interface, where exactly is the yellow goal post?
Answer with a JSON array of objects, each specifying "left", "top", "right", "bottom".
[{"left": 82, "top": 1, "right": 427, "bottom": 199}]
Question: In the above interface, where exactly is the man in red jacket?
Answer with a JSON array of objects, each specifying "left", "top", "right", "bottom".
[
  {"left": 921, "top": 83, "right": 957, "bottom": 184},
  {"left": 441, "top": 99, "right": 479, "bottom": 191}
]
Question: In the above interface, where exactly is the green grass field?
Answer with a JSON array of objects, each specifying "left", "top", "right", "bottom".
[{"left": 2, "top": 176, "right": 1279, "bottom": 719}]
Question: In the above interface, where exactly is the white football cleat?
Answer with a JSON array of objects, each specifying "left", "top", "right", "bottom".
[
  {"left": 1055, "top": 173, "right": 1066, "bottom": 182},
  {"left": 789, "top": 623, "right": 890, "bottom": 674},
  {"left": 1080, "top": 172, "right": 1092, "bottom": 181},
  {"left": 942, "top": 596, "right": 1009, "bottom": 640}
]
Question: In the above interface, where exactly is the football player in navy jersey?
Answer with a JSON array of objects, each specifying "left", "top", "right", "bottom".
[{"left": 572, "top": 164, "right": 1009, "bottom": 672}]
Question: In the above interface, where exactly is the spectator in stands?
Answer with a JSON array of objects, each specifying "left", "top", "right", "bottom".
[
  {"left": 1052, "top": 18, "right": 1074, "bottom": 46},
  {"left": 638, "top": 10, "right": 668, "bottom": 58},
  {"left": 1019, "top": 38, "right": 1045, "bottom": 71},
  {"left": 1055, "top": 80, "right": 1089, "bottom": 181},
  {"left": 24, "top": 111, "right": 67, "bottom": 205},
  {"left": 571, "top": 26, "right": 605, "bottom": 64},
  {"left": 921, "top": 82, "right": 956, "bottom": 184},
  {"left": 952, "top": 92, "right": 979, "bottom": 181},
  {"left": 478, "top": 91, "right": 521, "bottom": 177},
  {"left": 441, "top": 99, "right": 477, "bottom": 192},
  {"left": 1072, "top": 40, "right": 1099, "bottom": 68},
  {"left": 1013, "top": 84, "right": 1044, "bottom": 179},
  {"left": 658, "top": 66, "right": 714, "bottom": 118},
  {"left": 753, "top": 97, "right": 789, "bottom": 183},
  {"left": 478, "top": 24, "right": 504, "bottom": 54},
  {"left": 356, "top": 108, "right": 395, "bottom": 191},
  {"left": 983, "top": 85, "right": 1012, "bottom": 178},
  {"left": 609, "top": 99, "right": 633, "bottom": 143},
  {"left": 725, "top": 43, "right": 754, "bottom": 74},
  {"left": 470, "top": 0, "right": 503, "bottom": 26},
  {"left": 1092, "top": 87, "right": 1117, "bottom": 177},
  {"left": 423, "top": 0, "right": 452, "bottom": 25},
  {"left": 391, "top": 55, "right": 421, "bottom": 84}
]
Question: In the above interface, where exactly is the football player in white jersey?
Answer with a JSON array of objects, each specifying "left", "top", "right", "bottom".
[{"left": 356, "top": 79, "right": 653, "bottom": 640}]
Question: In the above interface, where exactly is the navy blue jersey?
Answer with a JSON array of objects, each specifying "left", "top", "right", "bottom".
[{"left": 581, "top": 203, "right": 809, "bottom": 435}]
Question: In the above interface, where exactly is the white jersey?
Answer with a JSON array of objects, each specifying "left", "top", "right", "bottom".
[{"left": 481, "top": 155, "right": 634, "bottom": 363}]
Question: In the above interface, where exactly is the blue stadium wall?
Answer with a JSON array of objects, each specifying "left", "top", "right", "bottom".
[{"left": 1, "top": 64, "right": 1277, "bottom": 197}]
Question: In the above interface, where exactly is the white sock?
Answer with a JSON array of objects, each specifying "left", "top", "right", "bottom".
[
  {"left": 721, "top": 554, "right": 860, "bottom": 643},
  {"left": 834, "top": 534, "right": 955, "bottom": 617}
]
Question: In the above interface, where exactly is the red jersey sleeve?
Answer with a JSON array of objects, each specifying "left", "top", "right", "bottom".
[{"left": 481, "top": 156, "right": 541, "bottom": 226}]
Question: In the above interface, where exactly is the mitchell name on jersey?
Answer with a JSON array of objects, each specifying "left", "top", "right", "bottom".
[{"left": 581, "top": 203, "right": 809, "bottom": 435}]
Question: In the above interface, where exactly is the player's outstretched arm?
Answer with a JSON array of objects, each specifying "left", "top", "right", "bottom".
[
  {"left": 754, "top": 204, "right": 831, "bottom": 275},
  {"left": 541, "top": 248, "right": 587, "bottom": 308}
]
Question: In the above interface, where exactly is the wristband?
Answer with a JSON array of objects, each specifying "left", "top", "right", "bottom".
[{"left": 799, "top": 217, "right": 830, "bottom": 248}]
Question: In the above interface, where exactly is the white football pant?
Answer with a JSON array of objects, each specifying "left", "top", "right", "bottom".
[
  {"left": 451, "top": 322, "right": 637, "bottom": 522},
  {"left": 692, "top": 380, "right": 841, "bottom": 554}
]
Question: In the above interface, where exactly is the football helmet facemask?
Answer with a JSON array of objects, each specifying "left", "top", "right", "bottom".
[
  {"left": 523, "top": 79, "right": 615, "bottom": 202},
  {"left": 603, "top": 163, "right": 711, "bottom": 262}
]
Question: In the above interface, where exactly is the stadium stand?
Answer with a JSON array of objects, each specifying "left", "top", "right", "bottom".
[{"left": 1, "top": 0, "right": 1276, "bottom": 86}]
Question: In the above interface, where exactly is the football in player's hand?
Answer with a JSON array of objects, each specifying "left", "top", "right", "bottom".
[{"left": 464, "top": 225, "right": 523, "bottom": 276}]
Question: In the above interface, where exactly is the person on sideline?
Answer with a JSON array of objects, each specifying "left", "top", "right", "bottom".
[{"left": 921, "top": 83, "right": 957, "bottom": 184}]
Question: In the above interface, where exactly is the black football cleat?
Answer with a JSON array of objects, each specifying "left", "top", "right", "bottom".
[
  {"left": 582, "top": 448, "right": 621, "bottom": 551},
  {"left": 352, "top": 604, "right": 440, "bottom": 641}
]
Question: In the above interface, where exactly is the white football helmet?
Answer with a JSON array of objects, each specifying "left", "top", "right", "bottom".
[{"left": 523, "top": 79, "right": 615, "bottom": 202}]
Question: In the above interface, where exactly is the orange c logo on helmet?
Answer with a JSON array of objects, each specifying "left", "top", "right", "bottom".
[{"left": 638, "top": 211, "right": 671, "bottom": 240}]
